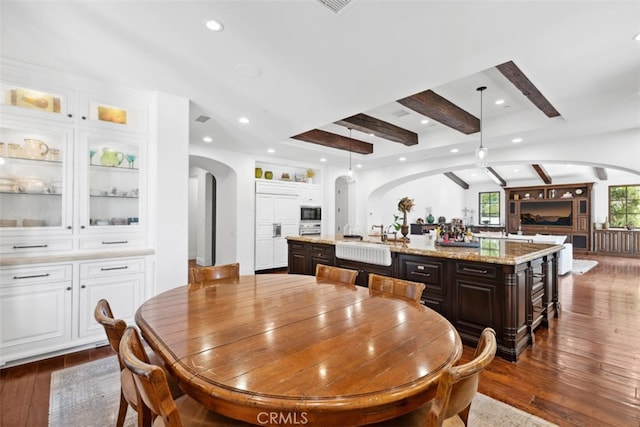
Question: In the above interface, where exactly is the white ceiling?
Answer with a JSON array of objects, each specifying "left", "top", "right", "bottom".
[{"left": 1, "top": 1, "right": 639, "bottom": 186}]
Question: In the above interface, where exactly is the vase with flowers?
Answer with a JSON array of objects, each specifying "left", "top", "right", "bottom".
[{"left": 397, "top": 196, "right": 414, "bottom": 246}]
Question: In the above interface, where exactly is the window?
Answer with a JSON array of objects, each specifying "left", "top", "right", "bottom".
[
  {"left": 479, "top": 191, "right": 500, "bottom": 225},
  {"left": 609, "top": 185, "right": 640, "bottom": 228}
]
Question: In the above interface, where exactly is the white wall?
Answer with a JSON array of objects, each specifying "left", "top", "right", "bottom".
[
  {"left": 150, "top": 92, "right": 190, "bottom": 294},
  {"left": 188, "top": 176, "right": 198, "bottom": 259}
]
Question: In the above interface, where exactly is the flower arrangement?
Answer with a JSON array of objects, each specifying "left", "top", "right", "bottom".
[{"left": 397, "top": 197, "right": 414, "bottom": 213}]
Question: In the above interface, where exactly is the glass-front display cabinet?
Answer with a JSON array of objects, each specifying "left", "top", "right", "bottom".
[
  {"left": 79, "top": 131, "right": 144, "bottom": 232},
  {"left": 0, "top": 120, "right": 73, "bottom": 233}
]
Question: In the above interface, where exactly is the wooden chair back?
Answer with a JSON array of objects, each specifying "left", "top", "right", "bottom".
[
  {"left": 120, "top": 326, "right": 179, "bottom": 426},
  {"left": 94, "top": 299, "right": 128, "bottom": 369},
  {"left": 315, "top": 264, "right": 358, "bottom": 286},
  {"left": 189, "top": 263, "right": 240, "bottom": 285},
  {"left": 368, "top": 273, "right": 425, "bottom": 303},
  {"left": 426, "top": 327, "right": 497, "bottom": 426}
]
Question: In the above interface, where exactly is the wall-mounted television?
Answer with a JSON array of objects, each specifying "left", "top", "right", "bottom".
[{"left": 520, "top": 201, "right": 572, "bottom": 226}]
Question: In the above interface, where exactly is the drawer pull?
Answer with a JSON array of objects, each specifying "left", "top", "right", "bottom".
[
  {"left": 462, "top": 267, "right": 488, "bottom": 274},
  {"left": 13, "top": 273, "right": 50, "bottom": 280},
  {"left": 102, "top": 240, "right": 128, "bottom": 245},
  {"left": 100, "top": 266, "right": 129, "bottom": 271},
  {"left": 13, "top": 244, "right": 49, "bottom": 249},
  {"left": 411, "top": 271, "right": 431, "bottom": 278}
]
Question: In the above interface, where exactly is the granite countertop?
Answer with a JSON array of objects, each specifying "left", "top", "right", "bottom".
[
  {"left": 287, "top": 234, "right": 563, "bottom": 265},
  {"left": 0, "top": 248, "right": 156, "bottom": 267}
]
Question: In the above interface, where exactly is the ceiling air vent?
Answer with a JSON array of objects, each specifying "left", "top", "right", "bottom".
[
  {"left": 391, "top": 109, "right": 410, "bottom": 118},
  {"left": 315, "top": 0, "right": 356, "bottom": 14},
  {"left": 195, "top": 115, "right": 210, "bottom": 123}
]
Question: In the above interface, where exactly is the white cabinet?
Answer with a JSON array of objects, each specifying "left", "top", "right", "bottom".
[
  {"left": 298, "top": 184, "right": 321, "bottom": 205},
  {"left": 0, "top": 256, "right": 146, "bottom": 366},
  {"left": 255, "top": 194, "right": 299, "bottom": 271},
  {"left": 0, "top": 264, "right": 73, "bottom": 364},
  {"left": 0, "top": 59, "right": 151, "bottom": 366},
  {"left": 0, "top": 59, "right": 149, "bottom": 251},
  {"left": 78, "top": 258, "right": 144, "bottom": 339}
]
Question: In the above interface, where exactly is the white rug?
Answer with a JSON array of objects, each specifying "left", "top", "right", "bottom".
[
  {"left": 49, "top": 356, "right": 558, "bottom": 427},
  {"left": 572, "top": 259, "right": 598, "bottom": 274}
]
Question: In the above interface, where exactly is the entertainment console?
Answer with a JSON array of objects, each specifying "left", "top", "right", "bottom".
[{"left": 505, "top": 183, "right": 593, "bottom": 253}]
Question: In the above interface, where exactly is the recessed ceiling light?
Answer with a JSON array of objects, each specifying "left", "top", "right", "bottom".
[
  {"left": 203, "top": 136, "right": 212, "bottom": 143},
  {"left": 513, "top": 168, "right": 520, "bottom": 172},
  {"left": 421, "top": 119, "right": 429, "bottom": 124},
  {"left": 512, "top": 137, "right": 523, "bottom": 143},
  {"left": 399, "top": 157, "right": 406, "bottom": 162},
  {"left": 205, "top": 19, "right": 224, "bottom": 32},
  {"left": 634, "top": 32, "right": 640, "bottom": 41},
  {"left": 320, "top": 158, "right": 327, "bottom": 162},
  {"left": 495, "top": 99, "right": 505, "bottom": 105},
  {"left": 267, "top": 149, "right": 275, "bottom": 153},
  {"left": 356, "top": 164, "right": 363, "bottom": 168},
  {"left": 369, "top": 133, "right": 375, "bottom": 137},
  {"left": 450, "top": 148, "right": 459, "bottom": 153},
  {"left": 238, "top": 117, "right": 250, "bottom": 124}
]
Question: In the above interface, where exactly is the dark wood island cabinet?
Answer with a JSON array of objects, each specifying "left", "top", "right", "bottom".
[{"left": 288, "top": 235, "right": 562, "bottom": 361}]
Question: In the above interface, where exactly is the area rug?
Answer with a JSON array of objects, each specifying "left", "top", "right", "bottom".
[
  {"left": 49, "top": 356, "right": 558, "bottom": 426},
  {"left": 572, "top": 259, "right": 598, "bottom": 275}
]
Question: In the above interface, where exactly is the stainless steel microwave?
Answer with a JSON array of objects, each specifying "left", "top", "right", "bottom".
[{"left": 300, "top": 205, "right": 321, "bottom": 222}]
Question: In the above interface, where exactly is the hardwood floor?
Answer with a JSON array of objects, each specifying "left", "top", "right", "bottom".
[{"left": 2, "top": 254, "right": 639, "bottom": 426}]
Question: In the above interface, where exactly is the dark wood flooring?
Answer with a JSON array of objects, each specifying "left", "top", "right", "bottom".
[{"left": 2, "top": 254, "right": 639, "bottom": 426}]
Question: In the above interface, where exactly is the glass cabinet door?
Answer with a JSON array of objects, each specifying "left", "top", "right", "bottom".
[
  {"left": 80, "top": 132, "right": 144, "bottom": 231},
  {"left": 0, "top": 120, "right": 72, "bottom": 232}
]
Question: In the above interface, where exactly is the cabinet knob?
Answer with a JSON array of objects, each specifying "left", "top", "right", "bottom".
[
  {"left": 67, "top": 226, "right": 72, "bottom": 230},
  {"left": 66, "top": 287, "right": 72, "bottom": 291},
  {"left": 67, "top": 114, "right": 73, "bottom": 118},
  {"left": 81, "top": 225, "right": 86, "bottom": 229},
  {"left": 81, "top": 285, "right": 86, "bottom": 289},
  {"left": 81, "top": 116, "right": 87, "bottom": 120}
]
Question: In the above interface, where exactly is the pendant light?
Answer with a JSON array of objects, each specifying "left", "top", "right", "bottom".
[
  {"left": 475, "top": 86, "right": 488, "bottom": 167},
  {"left": 346, "top": 128, "right": 354, "bottom": 182}
]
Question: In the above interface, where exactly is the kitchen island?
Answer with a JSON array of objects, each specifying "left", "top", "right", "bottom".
[{"left": 287, "top": 234, "right": 563, "bottom": 361}]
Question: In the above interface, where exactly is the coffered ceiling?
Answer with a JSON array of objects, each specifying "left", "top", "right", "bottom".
[{"left": 1, "top": 1, "right": 638, "bottom": 186}]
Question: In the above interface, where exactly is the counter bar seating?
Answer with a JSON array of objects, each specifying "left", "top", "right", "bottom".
[
  {"left": 119, "top": 327, "right": 253, "bottom": 427},
  {"left": 188, "top": 262, "right": 240, "bottom": 288},
  {"left": 94, "top": 299, "right": 183, "bottom": 427},
  {"left": 368, "top": 273, "right": 426, "bottom": 303},
  {"left": 315, "top": 264, "right": 358, "bottom": 286}
]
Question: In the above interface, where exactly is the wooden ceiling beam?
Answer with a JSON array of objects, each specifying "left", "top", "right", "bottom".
[
  {"left": 334, "top": 113, "right": 418, "bottom": 146},
  {"left": 594, "top": 167, "right": 608, "bottom": 181},
  {"left": 292, "top": 129, "right": 374, "bottom": 154},
  {"left": 443, "top": 172, "right": 469, "bottom": 190},
  {"left": 485, "top": 167, "right": 507, "bottom": 187},
  {"left": 396, "top": 89, "right": 479, "bottom": 135},
  {"left": 532, "top": 164, "right": 552, "bottom": 185},
  {"left": 496, "top": 61, "right": 561, "bottom": 118}
]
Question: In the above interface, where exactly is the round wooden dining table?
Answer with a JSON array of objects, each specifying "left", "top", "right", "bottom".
[{"left": 135, "top": 274, "right": 462, "bottom": 426}]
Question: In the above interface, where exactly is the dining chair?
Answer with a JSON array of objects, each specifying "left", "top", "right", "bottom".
[
  {"left": 119, "top": 326, "right": 253, "bottom": 427},
  {"left": 94, "top": 299, "right": 183, "bottom": 427},
  {"left": 366, "top": 328, "right": 497, "bottom": 427},
  {"left": 315, "top": 264, "right": 358, "bottom": 286},
  {"left": 367, "top": 273, "right": 425, "bottom": 303},
  {"left": 188, "top": 262, "right": 240, "bottom": 286}
]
